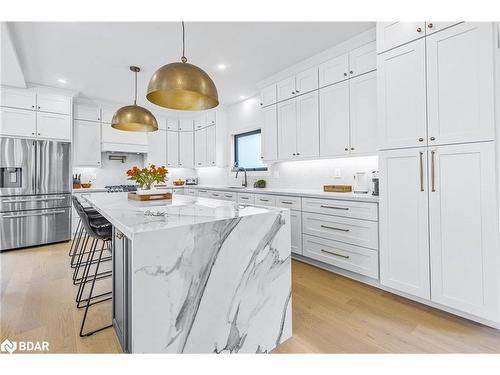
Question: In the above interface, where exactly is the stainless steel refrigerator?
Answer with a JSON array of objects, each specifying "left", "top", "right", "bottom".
[{"left": 0, "top": 137, "right": 71, "bottom": 251}]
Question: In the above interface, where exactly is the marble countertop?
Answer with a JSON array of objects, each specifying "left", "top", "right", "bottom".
[
  {"left": 72, "top": 187, "right": 107, "bottom": 193},
  {"left": 81, "top": 192, "right": 280, "bottom": 239},
  {"left": 184, "top": 185, "right": 379, "bottom": 203}
]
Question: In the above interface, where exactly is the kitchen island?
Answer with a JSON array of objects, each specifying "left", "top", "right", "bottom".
[{"left": 81, "top": 192, "right": 292, "bottom": 353}]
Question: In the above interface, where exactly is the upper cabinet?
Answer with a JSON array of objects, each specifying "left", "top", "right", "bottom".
[
  {"left": 74, "top": 103, "right": 101, "bottom": 122},
  {"left": 147, "top": 129, "right": 167, "bottom": 167},
  {"left": 166, "top": 130, "right": 179, "bottom": 167},
  {"left": 74, "top": 120, "right": 101, "bottom": 167},
  {"left": 179, "top": 118, "right": 194, "bottom": 131},
  {"left": 276, "top": 67, "right": 318, "bottom": 102},
  {"left": 377, "top": 22, "right": 462, "bottom": 53},
  {"left": 0, "top": 87, "right": 72, "bottom": 141},
  {"left": 426, "top": 22, "right": 494, "bottom": 146},
  {"left": 101, "top": 107, "right": 115, "bottom": 124},
  {"left": 206, "top": 111, "right": 216, "bottom": 126},
  {"left": 166, "top": 118, "right": 179, "bottom": 131},
  {"left": 377, "top": 39, "right": 427, "bottom": 150},
  {"left": 178, "top": 131, "right": 194, "bottom": 167},
  {"left": 318, "top": 54, "right": 349, "bottom": 87},
  {"left": 261, "top": 104, "right": 278, "bottom": 162},
  {"left": 193, "top": 114, "right": 206, "bottom": 130},
  {"left": 260, "top": 84, "right": 277, "bottom": 107},
  {"left": 348, "top": 41, "right": 376, "bottom": 79}
]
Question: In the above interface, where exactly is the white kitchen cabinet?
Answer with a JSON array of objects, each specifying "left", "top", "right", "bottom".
[
  {"left": 425, "top": 22, "right": 461, "bottom": 35},
  {"left": 206, "top": 111, "right": 216, "bottom": 126},
  {"left": 73, "top": 120, "right": 101, "bottom": 166},
  {"left": 0, "top": 107, "right": 37, "bottom": 137},
  {"left": 426, "top": 22, "right": 495, "bottom": 146},
  {"left": 193, "top": 115, "right": 207, "bottom": 130},
  {"left": 319, "top": 80, "right": 350, "bottom": 156},
  {"left": 178, "top": 131, "right": 194, "bottom": 167},
  {"left": 277, "top": 99, "right": 297, "bottom": 160},
  {"left": 166, "top": 131, "right": 179, "bottom": 167},
  {"left": 194, "top": 127, "right": 207, "bottom": 167},
  {"left": 237, "top": 192, "right": 255, "bottom": 204},
  {"left": 197, "top": 189, "right": 210, "bottom": 198},
  {"left": 166, "top": 118, "right": 179, "bottom": 131},
  {"left": 74, "top": 103, "right": 101, "bottom": 122},
  {"left": 1, "top": 87, "right": 36, "bottom": 110},
  {"left": 349, "top": 41, "right": 376, "bottom": 78},
  {"left": 179, "top": 118, "right": 194, "bottom": 132},
  {"left": 318, "top": 53, "right": 349, "bottom": 87},
  {"left": 379, "top": 148, "right": 430, "bottom": 299},
  {"left": 147, "top": 129, "right": 167, "bottom": 167},
  {"left": 206, "top": 125, "right": 216, "bottom": 166},
  {"left": 349, "top": 70, "right": 377, "bottom": 154},
  {"left": 376, "top": 22, "right": 426, "bottom": 53},
  {"left": 296, "top": 91, "right": 319, "bottom": 158},
  {"left": 101, "top": 122, "right": 147, "bottom": 146},
  {"left": 377, "top": 39, "right": 427, "bottom": 150},
  {"left": 260, "top": 84, "right": 277, "bottom": 107},
  {"left": 261, "top": 104, "right": 278, "bottom": 161},
  {"left": 428, "top": 142, "right": 499, "bottom": 320},
  {"left": 276, "top": 76, "right": 296, "bottom": 102},
  {"left": 290, "top": 210, "right": 302, "bottom": 255},
  {"left": 36, "top": 112, "right": 71, "bottom": 141},
  {"left": 101, "top": 107, "right": 115, "bottom": 124},
  {"left": 276, "top": 68, "right": 318, "bottom": 102},
  {"left": 36, "top": 94, "right": 71, "bottom": 115}
]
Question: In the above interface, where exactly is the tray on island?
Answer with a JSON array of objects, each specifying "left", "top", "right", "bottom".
[{"left": 128, "top": 192, "right": 172, "bottom": 201}]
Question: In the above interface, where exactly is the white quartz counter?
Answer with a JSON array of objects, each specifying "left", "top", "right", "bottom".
[
  {"left": 185, "top": 185, "right": 379, "bottom": 203},
  {"left": 81, "top": 192, "right": 281, "bottom": 239}
]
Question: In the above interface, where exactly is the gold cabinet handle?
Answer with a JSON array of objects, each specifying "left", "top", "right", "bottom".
[
  {"left": 419, "top": 151, "right": 424, "bottom": 192},
  {"left": 320, "top": 249, "right": 349, "bottom": 259},
  {"left": 320, "top": 224, "right": 350, "bottom": 232}
]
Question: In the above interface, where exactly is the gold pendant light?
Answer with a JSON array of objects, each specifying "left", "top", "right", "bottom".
[
  {"left": 112, "top": 66, "right": 158, "bottom": 132},
  {"left": 147, "top": 22, "right": 219, "bottom": 111}
]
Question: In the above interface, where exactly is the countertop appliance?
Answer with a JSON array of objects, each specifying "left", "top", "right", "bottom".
[
  {"left": 105, "top": 185, "right": 138, "bottom": 193},
  {"left": 353, "top": 172, "right": 369, "bottom": 194},
  {"left": 0, "top": 137, "right": 71, "bottom": 251},
  {"left": 185, "top": 178, "right": 198, "bottom": 185}
]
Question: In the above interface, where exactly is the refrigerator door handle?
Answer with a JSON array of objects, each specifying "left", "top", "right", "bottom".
[
  {"left": 2, "top": 210, "right": 67, "bottom": 219},
  {"left": 1, "top": 196, "right": 67, "bottom": 203}
]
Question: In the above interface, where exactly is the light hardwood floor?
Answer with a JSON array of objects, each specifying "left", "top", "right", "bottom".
[{"left": 1, "top": 242, "right": 499, "bottom": 353}]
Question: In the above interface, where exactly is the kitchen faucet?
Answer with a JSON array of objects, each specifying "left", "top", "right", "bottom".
[{"left": 233, "top": 163, "right": 248, "bottom": 187}]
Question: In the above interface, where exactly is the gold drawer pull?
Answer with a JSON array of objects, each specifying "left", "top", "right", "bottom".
[
  {"left": 320, "top": 249, "right": 349, "bottom": 259},
  {"left": 320, "top": 205, "right": 349, "bottom": 210},
  {"left": 320, "top": 224, "right": 350, "bottom": 232}
]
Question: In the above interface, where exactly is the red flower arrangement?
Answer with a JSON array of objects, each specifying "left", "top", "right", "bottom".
[{"left": 126, "top": 165, "right": 168, "bottom": 190}]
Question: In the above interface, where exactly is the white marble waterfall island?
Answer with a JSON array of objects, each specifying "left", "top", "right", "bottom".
[{"left": 81, "top": 193, "right": 292, "bottom": 353}]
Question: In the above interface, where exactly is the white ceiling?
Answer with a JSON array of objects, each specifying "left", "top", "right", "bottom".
[{"left": 7, "top": 22, "right": 374, "bottom": 108}]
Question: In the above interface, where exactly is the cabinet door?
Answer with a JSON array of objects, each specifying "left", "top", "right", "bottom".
[
  {"left": 193, "top": 115, "right": 207, "bottom": 130},
  {"left": 147, "top": 129, "right": 167, "bottom": 167},
  {"left": 166, "top": 118, "right": 179, "bottom": 131},
  {"left": 290, "top": 210, "right": 302, "bottom": 255},
  {"left": 277, "top": 76, "right": 296, "bottom": 102},
  {"left": 296, "top": 91, "right": 319, "bottom": 158},
  {"left": 101, "top": 107, "right": 115, "bottom": 124},
  {"left": 295, "top": 67, "right": 318, "bottom": 95},
  {"left": 378, "top": 39, "right": 427, "bottom": 150},
  {"left": 277, "top": 99, "right": 297, "bottom": 160},
  {"left": 166, "top": 131, "right": 179, "bottom": 167},
  {"left": 178, "top": 131, "right": 194, "bottom": 167},
  {"left": 1, "top": 88, "right": 36, "bottom": 110},
  {"left": 194, "top": 128, "right": 207, "bottom": 167},
  {"left": 428, "top": 142, "right": 499, "bottom": 320},
  {"left": 349, "top": 41, "right": 376, "bottom": 78},
  {"left": 426, "top": 23, "right": 494, "bottom": 146},
  {"left": 379, "top": 148, "right": 430, "bottom": 299},
  {"left": 206, "top": 125, "right": 216, "bottom": 166},
  {"left": 261, "top": 104, "right": 278, "bottom": 161},
  {"left": 319, "top": 81, "right": 350, "bottom": 157},
  {"left": 349, "top": 70, "right": 377, "bottom": 154},
  {"left": 318, "top": 53, "right": 349, "bottom": 87},
  {"left": 73, "top": 120, "right": 101, "bottom": 166},
  {"left": 179, "top": 118, "right": 194, "bottom": 131},
  {"left": 74, "top": 103, "right": 101, "bottom": 122},
  {"left": 36, "top": 94, "right": 71, "bottom": 115},
  {"left": 36, "top": 112, "right": 71, "bottom": 141},
  {"left": 206, "top": 111, "right": 216, "bottom": 126},
  {"left": 0, "top": 107, "right": 37, "bottom": 137},
  {"left": 260, "top": 84, "right": 277, "bottom": 107},
  {"left": 102, "top": 123, "right": 147, "bottom": 145},
  {"left": 425, "top": 21, "right": 461, "bottom": 35},
  {"left": 376, "top": 22, "right": 426, "bottom": 53}
]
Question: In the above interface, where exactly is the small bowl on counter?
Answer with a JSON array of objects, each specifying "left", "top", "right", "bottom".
[
  {"left": 173, "top": 179, "right": 185, "bottom": 186},
  {"left": 81, "top": 182, "right": 92, "bottom": 189}
]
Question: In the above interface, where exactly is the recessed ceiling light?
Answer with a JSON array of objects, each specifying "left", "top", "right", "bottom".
[
  {"left": 239, "top": 95, "right": 246, "bottom": 100},
  {"left": 57, "top": 78, "right": 67, "bottom": 84},
  {"left": 217, "top": 64, "right": 227, "bottom": 70}
]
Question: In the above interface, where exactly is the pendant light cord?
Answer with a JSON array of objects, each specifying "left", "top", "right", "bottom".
[
  {"left": 181, "top": 21, "right": 187, "bottom": 63},
  {"left": 134, "top": 69, "right": 137, "bottom": 105}
]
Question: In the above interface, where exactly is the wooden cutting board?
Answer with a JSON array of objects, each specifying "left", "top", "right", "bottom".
[{"left": 128, "top": 192, "right": 172, "bottom": 201}]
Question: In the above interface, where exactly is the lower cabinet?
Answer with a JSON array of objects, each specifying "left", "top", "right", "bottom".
[
  {"left": 290, "top": 210, "right": 302, "bottom": 255},
  {"left": 113, "top": 229, "right": 132, "bottom": 353},
  {"left": 380, "top": 142, "right": 499, "bottom": 320}
]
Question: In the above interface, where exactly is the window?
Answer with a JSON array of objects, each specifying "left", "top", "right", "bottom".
[{"left": 234, "top": 129, "right": 267, "bottom": 171}]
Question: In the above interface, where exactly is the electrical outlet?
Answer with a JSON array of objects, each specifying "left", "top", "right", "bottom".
[{"left": 333, "top": 168, "right": 341, "bottom": 179}]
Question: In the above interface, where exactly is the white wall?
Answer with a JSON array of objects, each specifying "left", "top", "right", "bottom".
[{"left": 197, "top": 95, "right": 379, "bottom": 192}]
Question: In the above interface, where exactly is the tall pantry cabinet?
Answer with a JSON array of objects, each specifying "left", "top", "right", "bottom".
[{"left": 378, "top": 22, "right": 500, "bottom": 323}]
